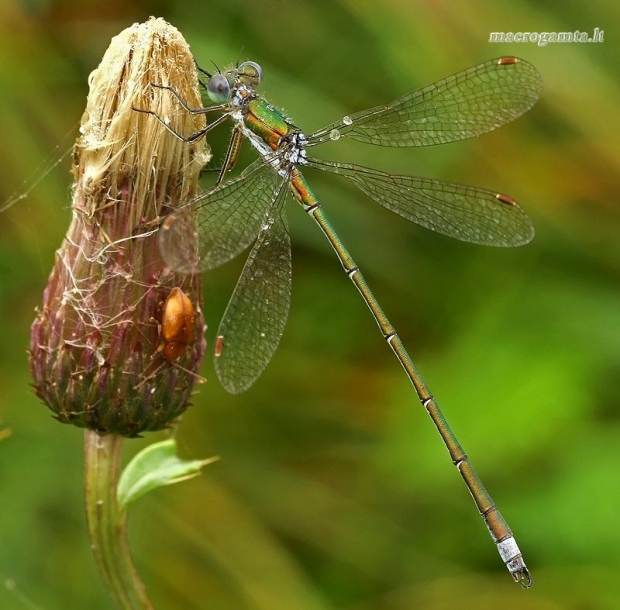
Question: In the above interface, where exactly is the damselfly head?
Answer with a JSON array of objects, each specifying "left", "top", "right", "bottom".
[{"left": 205, "top": 60, "right": 262, "bottom": 102}]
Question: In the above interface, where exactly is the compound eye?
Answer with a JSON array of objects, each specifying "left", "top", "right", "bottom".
[
  {"left": 238, "top": 61, "right": 262, "bottom": 89},
  {"left": 207, "top": 74, "right": 230, "bottom": 103}
]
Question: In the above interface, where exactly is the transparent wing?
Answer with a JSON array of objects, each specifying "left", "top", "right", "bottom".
[
  {"left": 215, "top": 182, "right": 292, "bottom": 394},
  {"left": 159, "top": 159, "right": 282, "bottom": 273},
  {"left": 307, "top": 57, "right": 542, "bottom": 147},
  {"left": 307, "top": 159, "right": 534, "bottom": 246}
]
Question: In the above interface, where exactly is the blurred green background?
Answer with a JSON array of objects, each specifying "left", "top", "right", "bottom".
[{"left": 1, "top": 1, "right": 619, "bottom": 609}]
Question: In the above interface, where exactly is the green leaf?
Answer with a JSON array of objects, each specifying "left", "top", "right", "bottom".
[{"left": 117, "top": 439, "right": 218, "bottom": 508}]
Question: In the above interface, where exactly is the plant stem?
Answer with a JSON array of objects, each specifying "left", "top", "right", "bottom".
[{"left": 84, "top": 430, "right": 154, "bottom": 609}]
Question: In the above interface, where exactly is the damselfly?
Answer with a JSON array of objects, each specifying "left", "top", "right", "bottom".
[{"left": 137, "top": 56, "right": 542, "bottom": 586}]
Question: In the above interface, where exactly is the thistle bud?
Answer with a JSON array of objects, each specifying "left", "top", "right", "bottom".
[{"left": 29, "top": 18, "right": 210, "bottom": 437}]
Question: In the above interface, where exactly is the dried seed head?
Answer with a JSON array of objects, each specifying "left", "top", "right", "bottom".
[{"left": 29, "top": 18, "right": 210, "bottom": 437}]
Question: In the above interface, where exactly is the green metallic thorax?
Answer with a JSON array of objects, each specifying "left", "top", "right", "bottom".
[
  {"left": 243, "top": 97, "right": 319, "bottom": 209},
  {"left": 244, "top": 98, "right": 298, "bottom": 150}
]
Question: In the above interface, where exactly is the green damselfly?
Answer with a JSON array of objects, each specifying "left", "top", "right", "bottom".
[{"left": 137, "top": 56, "right": 542, "bottom": 586}]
